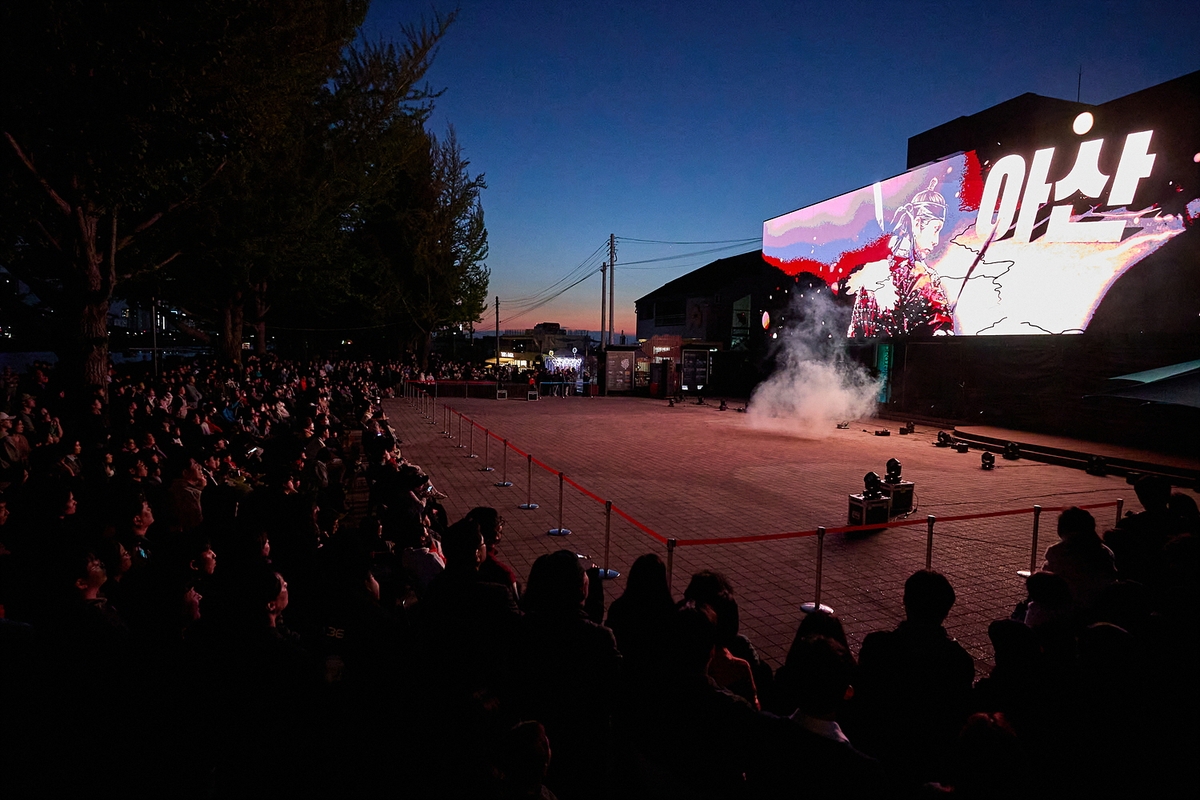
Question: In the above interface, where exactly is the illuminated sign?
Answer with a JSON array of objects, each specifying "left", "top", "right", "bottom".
[{"left": 763, "top": 112, "right": 1199, "bottom": 337}]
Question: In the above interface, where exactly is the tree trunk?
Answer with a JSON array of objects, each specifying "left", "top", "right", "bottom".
[
  {"left": 417, "top": 331, "right": 432, "bottom": 370},
  {"left": 80, "top": 299, "right": 110, "bottom": 390},
  {"left": 251, "top": 281, "right": 269, "bottom": 356},
  {"left": 219, "top": 292, "right": 245, "bottom": 366},
  {"left": 59, "top": 205, "right": 117, "bottom": 405}
]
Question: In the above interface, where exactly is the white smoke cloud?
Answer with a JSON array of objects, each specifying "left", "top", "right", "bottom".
[{"left": 747, "top": 289, "right": 880, "bottom": 437}]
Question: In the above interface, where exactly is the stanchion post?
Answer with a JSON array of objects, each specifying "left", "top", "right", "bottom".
[
  {"left": 548, "top": 472, "right": 571, "bottom": 535},
  {"left": 800, "top": 527, "right": 833, "bottom": 614},
  {"left": 481, "top": 430, "right": 494, "bottom": 471},
  {"left": 1030, "top": 504, "right": 1042, "bottom": 573},
  {"left": 519, "top": 454, "right": 539, "bottom": 510},
  {"left": 597, "top": 501, "right": 619, "bottom": 579},
  {"left": 1115, "top": 498, "right": 1123, "bottom": 528},
  {"left": 467, "top": 423, "right": 477, "bottom": 457},
  {"left": 667, "top": 538, "right": 676, "bottom": 592},
  {"left": 925, "top": 515, "right": 936, "bottom": 570},
  {"left": 456, "top": 413, "right": 464, "bottom": 446},
  {"left": 495, "top": 440, "right": 512, "bottom": 487},
  {"left": 1016, "top": 504, "right": 1042, "bottom": 579}
]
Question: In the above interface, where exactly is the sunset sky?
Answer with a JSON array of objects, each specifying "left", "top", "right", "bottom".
[{"left": 362, "top": 0, "right": 1200, "bottom": 335}]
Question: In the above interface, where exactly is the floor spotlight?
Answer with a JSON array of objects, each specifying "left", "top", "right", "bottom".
[
  {"left": 981, "top": 451, "right": 996, "bottom": 470},
  {"left": 1086, "top": 455, "right": 1108, "bottom": 476},
  {"left": 936, "top": 431, "right": 954, "bottom": 447},
  {"left": 885, "top": 458, "right": 902, "bottom": 483},
  {"left": 863, "top": 471, "right": 884, "bottom": 498},
  {"left": 1003, "top": 442, "right": 1021, "bottom": 460}
]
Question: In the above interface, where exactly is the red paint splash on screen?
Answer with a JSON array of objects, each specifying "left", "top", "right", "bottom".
[
  {"left": 959, "top": 150, "right": 984, "bottom": 212},
  {"left": 762, "top": 234, "right": 891, "bottom": 294}
]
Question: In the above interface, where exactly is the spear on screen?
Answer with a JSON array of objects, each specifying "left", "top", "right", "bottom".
[{"left": 950, "top": 227, "right": 996, "bottom": 312}]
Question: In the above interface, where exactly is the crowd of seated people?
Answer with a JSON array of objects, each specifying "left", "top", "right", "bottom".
[{"left": 1, "top": 356, "right": 1197, "bottom": 798}]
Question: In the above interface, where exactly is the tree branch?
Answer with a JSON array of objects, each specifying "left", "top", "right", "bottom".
[
  {"left": 116, "top": 159, "right": 228, "bottom": 251},
  {"left": 33, "top": 220, "right": 63, "bottom": 252},
  {"left": 3, "top": 131, "right": 72, "bottom": 216}
]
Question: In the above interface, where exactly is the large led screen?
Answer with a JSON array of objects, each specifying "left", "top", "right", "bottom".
[{"left": 763, "top": 113, "right": 1200, "bottom": 337}]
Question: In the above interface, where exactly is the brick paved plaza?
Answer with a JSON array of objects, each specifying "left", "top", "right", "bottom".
[{"left": 383, "top": 393, "right": 1189, "bottom": 675}]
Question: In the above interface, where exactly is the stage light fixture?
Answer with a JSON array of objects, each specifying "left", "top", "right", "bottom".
[
  {"left": 1086, "top": 455, "right": 1108, "bottom": 476},
  {"left": 719, "top": 399, "right": 728, "bottom": 411},
  {"left": 981, "top": 452, "right": 995, "bottom": 470},
  {"left": 863, "top": 471, "right": 884, "bottom": 499},
  {"left": 956, "top": 442, "right": 970, "bottom": 453},
  {"left": 936, "top": 431, "right": 954, "bottom": 447},
  {"left": 885, "top": 458, "right": 902, "bottom": 483},
  {"left": 1003, "top": 442, "right": 1021, "bottom": 460},
  {"left": 905, "top": 421, "right": 916, "bottom": 434}
]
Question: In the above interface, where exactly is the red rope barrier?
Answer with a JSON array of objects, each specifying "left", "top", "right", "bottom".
[
  {"left": 562, "top": 474, "right": 606, "bottom": 505},
  {"left": 418, "top": 406, "right": 1121, "bottom": 552},
  {"left": 611, "top": 505, "right": 667, "bottom": 544},
  {"left": 530, "top": 455, "right": 558, "bottom": 474}
]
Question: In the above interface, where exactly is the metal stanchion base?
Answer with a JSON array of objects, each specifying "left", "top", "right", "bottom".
[
  {"left": 595, "top": 568, "right": 620, "bottom": 579},
  {"left": 495, "top": 481, "right": 513, "bottom": 487},
  {"left": 467, "top": 453, "right": 478, "bottom": 458},
  {"left": 1016, "top": 569, "right": 1033, "bottom": 578},
  {"left": 519, "top": 503, "right": 539, "bottom": 510},
  {"left": 480, "top": 466, "right": 495, "bottom": 472},
  {"left": 455, "top": 444, "right": 466, "bottom": 449},
  {"left": 799, "top": 602, "right": 835, "bottom": 615},
  {"left": 547, "top": 527, "right": 572, "bottom": 536}
]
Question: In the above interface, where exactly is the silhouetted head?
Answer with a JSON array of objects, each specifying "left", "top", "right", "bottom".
[
  {"left": 785, "top": 635, "right": 856, "bottom": 719},
  {"left": 903, "top": 570, "right": 956, "bottom": 625},
  {"left": 441, "top": 519, "right": 485, "bottom": 570},
  {"left": 525, "top": 550, "right": 586, "bottom": 614},
  {"left": 1057, "top": 507, "right": 1097, "bottom": 542},
  {"left": 623, "top": 553, "right": 672, "bottom": 606},
  {"left": 1133, "top": 474, "right": 1171, "bottom": 513}
]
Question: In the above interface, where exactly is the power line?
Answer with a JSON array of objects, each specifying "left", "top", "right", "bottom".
[
  {"left": 499, "top": 265, "right": 602, "bottom": 327},
  {"left": 500, "top": 240, "right": 607, "bottom": 305},
  {"left": 614, "top": 242, "right": 753, "bottom": 267},
  {"left": 616, "top": 236, "right": 760, "bottom": 245}
]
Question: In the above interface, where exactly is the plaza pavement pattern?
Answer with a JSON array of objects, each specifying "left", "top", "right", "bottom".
[{"left": 382, "top": 393, "right": 1187, "bottom": 676}]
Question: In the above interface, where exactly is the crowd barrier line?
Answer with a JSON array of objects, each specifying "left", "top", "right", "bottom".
[{"left": 429, "top": 404, "right": 1123, "bottom": 559}]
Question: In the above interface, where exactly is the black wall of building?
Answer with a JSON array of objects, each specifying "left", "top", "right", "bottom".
[{"left": 888, "top": 334, "right": 1200, "bottom": 454}]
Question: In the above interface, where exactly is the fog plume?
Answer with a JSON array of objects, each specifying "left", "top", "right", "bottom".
[{"left": 747, "top": 289, "right": 879, "bottom": 437}]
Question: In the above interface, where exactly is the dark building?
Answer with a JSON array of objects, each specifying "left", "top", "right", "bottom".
[
  {"left": 637, "top": 71, "right": 1200, "bottom": 452},
  {"left": 635, "top": 250, "right": 837, "bottom": 396}
]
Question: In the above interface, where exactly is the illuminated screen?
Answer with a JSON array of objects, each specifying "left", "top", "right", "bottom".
[{"left": 763, "top": 113, "right": 1200, "bottom": 336}]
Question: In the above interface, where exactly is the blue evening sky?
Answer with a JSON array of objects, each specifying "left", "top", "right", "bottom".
[{"left": 361, "top": 0, "right": 1200, "bottom": 335}]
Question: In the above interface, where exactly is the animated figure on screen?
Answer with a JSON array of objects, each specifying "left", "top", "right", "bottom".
[{"left": 847, "top": 178, "right": 953, "bottom": 337}]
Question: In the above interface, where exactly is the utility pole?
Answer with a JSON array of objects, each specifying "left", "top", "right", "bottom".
[
  {"left": 494, "top": 296, "right": 500, "bottom": 377},
  {"left": 608, "top": 233, "right": 616, "bottom": 346},
  {"left": 151, "top": 296, "right": 159, "bottom": 377},
  {"left": 599, "top": 262, "right": 607, "bottom": 351}
]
